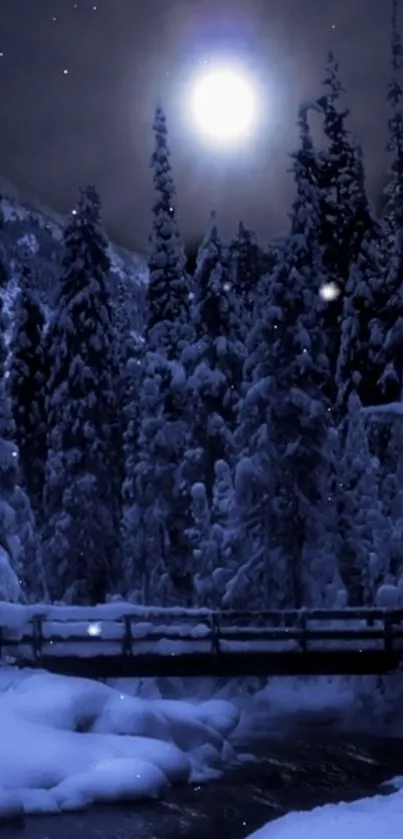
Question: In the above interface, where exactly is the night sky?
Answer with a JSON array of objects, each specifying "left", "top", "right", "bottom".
[{"left": 0, "top": 0, "right": 394, "bottom": 252}]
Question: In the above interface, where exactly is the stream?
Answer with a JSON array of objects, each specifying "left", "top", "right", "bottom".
[{"left": 9, "top": 719, "right": 403, "bottom": 839}]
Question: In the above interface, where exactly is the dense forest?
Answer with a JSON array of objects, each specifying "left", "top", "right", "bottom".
[{"left": 2, "top": 10, "right": 403, "bottom": 610}]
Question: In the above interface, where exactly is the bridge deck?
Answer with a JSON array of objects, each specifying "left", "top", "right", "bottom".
[
  {"left": 1, "top": 605, "right": 403, "bottom": 678},
  {"left": 11, "top": 649, "right": 402, "bottom": 679}
]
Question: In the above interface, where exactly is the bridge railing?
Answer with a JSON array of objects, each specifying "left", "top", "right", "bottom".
[{"left": 1, "top": 606, "right": 403, "bottom": 663}]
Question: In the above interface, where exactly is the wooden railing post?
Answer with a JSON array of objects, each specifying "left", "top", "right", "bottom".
[
  {"left": 384, "top": 611, "right": 393, "bottom": 653},
  {"left": 210, "top": 613, "right": 221, "bottom": 655},
  {"left": 298, "top": 610, "right": 307, "bottom": 653},
  {"left": 32, "top": 615, "right": 43, "bottom": 662},
  {"left": 123, "top": 616, "right": 133, "bottom": 656}
]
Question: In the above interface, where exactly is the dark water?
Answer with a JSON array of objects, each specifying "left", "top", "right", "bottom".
[{"left": 8, "top": 723, "right": 403, "bottom": 839}]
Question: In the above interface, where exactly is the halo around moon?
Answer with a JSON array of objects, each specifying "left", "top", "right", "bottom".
[{"left": 190, "top": 65, "right": 257, "bottom": 144}]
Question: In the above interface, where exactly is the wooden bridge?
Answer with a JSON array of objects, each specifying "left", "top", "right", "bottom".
[{"left": 1, "top": 605, "right": 403, "bottom": 679}]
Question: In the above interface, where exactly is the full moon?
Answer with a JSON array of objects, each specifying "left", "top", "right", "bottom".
[{"left": 191, "top": 66, "right": 256, "bottom": 144}]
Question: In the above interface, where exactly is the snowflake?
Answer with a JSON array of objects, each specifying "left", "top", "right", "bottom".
[
  {"left": 319, "top": 281, "right": 340, "bottom": 302},
  {"left": 87, "top": 622, "right": 102, "bottom": 637}
]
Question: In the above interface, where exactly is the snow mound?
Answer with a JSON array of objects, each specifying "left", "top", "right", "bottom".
[
  {"left": 0, "top": 667, "right": 240, "bottom": 820},
  {"left": 254, "top": 676, "right": 355, "bottom": 719},
  {"left": 247, "top": 790, "right": 403, "bottom": 839}
]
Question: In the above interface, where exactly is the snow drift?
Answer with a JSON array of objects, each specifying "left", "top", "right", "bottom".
[
  {"left": 0, "top": 667, "right": 240, "bottom": 819},
  {"left": 247, "top": 788, "right": 403, "bottom": 839}
]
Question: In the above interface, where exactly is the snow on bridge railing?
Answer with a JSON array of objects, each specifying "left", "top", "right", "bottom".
[{"left": 1, "top": 604, "right": 403, "bottom": 663}]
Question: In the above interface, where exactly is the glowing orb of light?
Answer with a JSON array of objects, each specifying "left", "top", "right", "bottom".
[
  {"left": 87, "top": 622, "right": 102, "bottom": 637},
  {"left": 191, "top": 65, "right": 256, "bottom": 143},
  {"left": 319, "top": 281, "right": 340, "bottom": 302}
]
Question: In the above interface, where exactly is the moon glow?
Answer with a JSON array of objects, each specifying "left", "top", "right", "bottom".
[{"left": 191, "top": 65, "right": 256, "bottom": 144}]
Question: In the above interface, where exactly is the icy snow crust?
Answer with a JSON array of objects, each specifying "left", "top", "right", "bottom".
[
  {"left": 247, "top": 787, "right": 403, "bottom": 839},
  {"left": 0, "top": 667, "right": 240, "bottom": 819}
]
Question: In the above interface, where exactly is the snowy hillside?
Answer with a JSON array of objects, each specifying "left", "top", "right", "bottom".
[{"left": 0, "top": 177, "right": 148, "bottom": 331}]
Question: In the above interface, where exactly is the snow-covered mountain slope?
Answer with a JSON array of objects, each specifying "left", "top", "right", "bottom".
[{"left": 0, "top": 177, "right": 148, "bottom": 333}]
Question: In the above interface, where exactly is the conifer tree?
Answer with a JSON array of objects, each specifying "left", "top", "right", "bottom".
[
  {"left": 383, "top": 0, "right": 403, "bottom": 241},
  {"left": 317, "top": 53, "right": 375, "bottom": 377},
  {"left": 184, "top": 213, "right": 245, "bottom": 499},
  {"left": 228, "top": 221, "right": 264, "bottom": 337},
  {"left": 120, "top": 341, "right": 146, "bottom": 599},
  {"left": 146, "top": 105, "right": 192, "bottom": 358},
  {"left": 375, "top": 0, "right": 403, "bottom": 405},
  {"left": 43, "top": 186, "right": 121, "bottom": 604},
  {"left": 0, "top": 197, "right": 8, "bottom": 288},
  {"left": 0, "top": 298, "right": 46, "bottom": 602},
  {"left": 319, "top": 53, "right": 373, "bottom": 267},
  {"left": 336, "top": 393, "right": 388, "bottom": 604},
  {"left": 185, "top": 482, "right": 219, "bottom": 605},
  {"left": 336, "top": 230, "right": 385, "bottom": 412},
  {"left": 9, "top": 266, "right": 47, "bottom": 515},
  {"left": 185, "top": 460, "right": 234, "bottom": 606},
  {"left": 233, "top": 106, "right": 332, "bottom": 609},
  {"left": 123, "top": 351, "right": 192, "bottom": 604},
  {"left": 123, "top": 106, "right": 195, "bottom": 603}
]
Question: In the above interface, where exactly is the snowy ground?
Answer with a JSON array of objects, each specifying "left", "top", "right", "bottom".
[
  {"left": 0, "top": 649, "right": 399, "bottom": 825},
  {"left": 0, "top": 662, "right": 361, "bottom": 823},
  {"left": 0, "top": 667, "right": 242, "bottom": 821},
  {"left": 247, "top": 785, "right": 403, "bottom": 839}
]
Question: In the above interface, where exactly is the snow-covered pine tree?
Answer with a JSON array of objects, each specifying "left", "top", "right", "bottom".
[
  {"left": 112, "top": 275, "right": 144, "bottom": 525},
  {"left": 362, "top": 400, "right": 403, "bottom": 589},
  {"left": 383, "top": 0, "right": 403, "bottom": 243},
  {"left": 336, "top": 229, "right": 385, "bottom": 413},
  {"left": 0, "top": 297, "right": 46, "bottom": 602},
  {"left": 374, "top": 0, "right": 403, "bottom": 406},
  {"left": 184, "top": 213, "right": 245, "bottom": 499},
  {"left": 228, "top": 221, "right": 264, "bottom": 339},
  {"left": 185, "top": 460, "right": 234, "bottom": 607},
  {"left": 43, "top": 186, "right": 121, "bottom": 604},
  {"left": 0, "top": 196, "right": 8, "bottom": 288},
  {"left": 232, "top": 105, "right": 333, "bottom": 610},
  {"left": 318, "top": 52, "right": 373, "bottom": 272},
  {"left": 317, "top": 52, "right": 375, "bottom": 379},
  {"left": 9, "top": 265, "right": 47, "bottom": 515},
  {"left": 123, "top": 351, "right": 193, "bottom": 605},
  {"left": 336, "top": 392, "right": 389, "bottom": 604},
  {"left": 185, "top": 482, "right": 219, "bottom": 606},
  {"left": 120, "top": 340, "right": 146, "bottom": 600},
  {"left": 146, "top": 104, "right": 192, "bottom": 358}
]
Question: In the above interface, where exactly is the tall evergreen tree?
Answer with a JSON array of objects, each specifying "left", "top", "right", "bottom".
[
  {"left": 318, "top": 53, "right": 373, "bottom": 270},
  {"left": 146, "top": 104, "right": 192, "bottom": 358},
  {"left": 123, "top": 106, "right": 197, "bottom": 604},
  {"left": 375, "top": 0, "right": 403, "bottom": 405},
  {"left": 336, "top": 393, "right": 388, "bottom": 605},
  {"left": 228, "top": 221, "right": 264, "bottom": 338},
  {"left": 123, "top": 351, "right": 192, "bottom": 604},
  {"left": 112, "top": 275, "right": 144, "bottom": 522},
  {"left": 43, "top": 186, "right": 121, "bottom": 604},
  {"left": 383, "top": 0, "right": 403, "bottom": 241},
  {"left": 317, "top": 53, "right": 375, "bottom": 379},
  {"left": 233, "top": 106, "right": 332, "bottom": 609},
  {"left": 9, "top": 265, "right": 47, "bottom": 515},
  {"left": 0, "top": 196, "right": 8, "bottom": 288},
  {"left": 336, "top": 230, "right": 385, "bottom": 412},
  {"left": 0, "top": 297, "right": 46, "bottom": 602},
  {"left": 185, "top": 213, "right": 244, "bottom": 499},
  {"left": 185, "top": 460, "right": 234, "bottom": 607}
]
